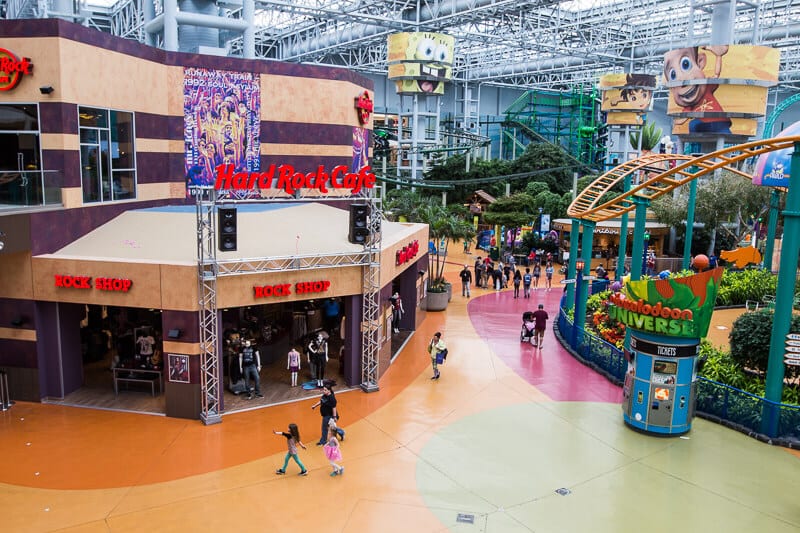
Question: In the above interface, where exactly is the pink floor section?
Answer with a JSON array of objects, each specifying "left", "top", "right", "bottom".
[{"left": 468, "top": 286, "right": 622, "bottom": 402}]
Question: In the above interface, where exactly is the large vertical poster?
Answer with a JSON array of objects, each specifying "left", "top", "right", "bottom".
[
  {"left": 352, "top": 127, "right": 369, "bottom": 172},
  {"left": 183, "top": 68, "right": 260, "bottom": 193}
]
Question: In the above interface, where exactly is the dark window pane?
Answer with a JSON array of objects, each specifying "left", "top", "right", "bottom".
[
  {"left": 0, "top": 104, "right": 39, "bottom": 131},
  {"left": 79, "top": 107, "right": 108, "bottom": 128},
  {"left": 112, "top": 170, "right": 135, "bottom": 200},
  {"left": 81, "top": 145, "right": 100, "bottom": 203},
  {"left": 80, "top": 129, "right": 98, "bottom": 144},
  {"left": 111, "top": 111, "right": 134, "bottom": 169}
]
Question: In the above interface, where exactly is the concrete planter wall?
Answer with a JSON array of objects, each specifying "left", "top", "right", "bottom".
[{"left": 425, "top": 291, "right": 449, "bottom": 311}]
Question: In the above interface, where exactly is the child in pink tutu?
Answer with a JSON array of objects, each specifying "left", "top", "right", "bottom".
[{"left": 323, "top": 419, "right": 343, "bottom": 476}]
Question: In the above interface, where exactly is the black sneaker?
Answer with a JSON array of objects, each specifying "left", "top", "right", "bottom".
[
  {"left": 275, "top": 469, "right": 285, "bottom": 475},
  {"left": 255, "top": 393, "right": 264, "bottom": 398},
  {"left": 299, "top": 470, "right": 308, "bottom": 476},
  {"left": 247, "top": 394, "right": 254, "bottom": 400}
]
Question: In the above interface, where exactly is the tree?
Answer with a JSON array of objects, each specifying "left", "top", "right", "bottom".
[
  {"left": 414, "top": 201, "right": 475, "bottom": 292},
  {"left": 629, "top": 121, "right": 662, "bottom": 152},
  {"left": 483, "top": 193, "right": 538, "bottom": 252}
]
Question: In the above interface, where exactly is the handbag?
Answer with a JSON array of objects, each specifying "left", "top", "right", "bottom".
[{"left": 436, "top": 348, "right": 447, "bottom": 365}]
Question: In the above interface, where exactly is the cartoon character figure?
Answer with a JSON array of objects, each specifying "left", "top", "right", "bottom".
[
  {"left": 609, "top": 74, "right": 654, "bottom": 110},
  {"left": 387, "top": 32, "right": 454, "bottom": 95},
  {"left": 663, "top": 45, "right": 731, "bottom": 134}
]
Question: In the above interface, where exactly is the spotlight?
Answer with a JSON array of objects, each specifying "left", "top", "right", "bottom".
[{"left": 39, "top": 85, "right": 54, "bottom": 95}]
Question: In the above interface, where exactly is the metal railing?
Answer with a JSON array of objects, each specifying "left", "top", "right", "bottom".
[
  {"left": 0, "top": 170, "right": 62, "bottom": 208},
  {"left": 557, "top": 304, "right": 800, "bottom": 446}
]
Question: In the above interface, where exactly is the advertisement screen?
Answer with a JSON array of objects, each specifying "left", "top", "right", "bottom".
[
  {"left": 388, "top": 32, "right": 455, "bottom": 95},
  {"left": 183, "top": 68, "right": 261, "bottom": 194},
  {"left": 663, "top": 44, "right": 779, "bottom": 136}
]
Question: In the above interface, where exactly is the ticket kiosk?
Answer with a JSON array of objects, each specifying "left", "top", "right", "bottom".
[{"left": 623, "top": 332, "right": 699, "bottom": 435}]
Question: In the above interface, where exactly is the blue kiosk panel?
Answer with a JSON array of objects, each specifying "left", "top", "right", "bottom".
[{"left": 622, "top": 332, "right": 699, "bottom": 436}]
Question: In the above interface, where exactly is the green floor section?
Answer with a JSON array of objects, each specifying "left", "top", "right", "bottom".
[{"left": 416, "top": 402, "right": 800, "bottom": 532}]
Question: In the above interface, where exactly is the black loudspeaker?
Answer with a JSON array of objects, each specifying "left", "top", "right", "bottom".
[
  {"left": 349, "top": 204, "right": 370, "bottom": 244},
  {"left": 218, "top": 207, "right": 237, "bottom": 251}
]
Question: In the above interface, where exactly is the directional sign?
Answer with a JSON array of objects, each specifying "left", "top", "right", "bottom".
[
  {"left": 560, "top": 279, "right": 576, "bottom": 284},
  {"left": 786, "top": 346, "right": 800, "bottom": 354},
  {"left": 787, "top": 340, "right": 800, "bottom": 347},
  {"left": 785, "top": 353, "right": 800, "bottom": 360},
  {"left": 787, "top": 333, "right": 800, "bottom": 341},
  {"left": 785, "top": 359, "right": 800, "bottom": 366}
]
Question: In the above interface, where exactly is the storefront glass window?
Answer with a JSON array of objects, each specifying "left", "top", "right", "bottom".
[
  {"left": 0, "top": 104, "right": 47, "bottom": 207},
  {"left": 79, "top": 106, "right": 136, "bottom": 203}
]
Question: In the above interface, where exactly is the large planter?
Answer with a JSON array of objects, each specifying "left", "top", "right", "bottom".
[{"left": 426, "top": 290, "right": 449, "bottom": 311}]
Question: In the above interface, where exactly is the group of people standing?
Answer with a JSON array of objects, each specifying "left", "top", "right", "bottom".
[{"left": 461, "top": 256, "right": 555, "bottom": 299}]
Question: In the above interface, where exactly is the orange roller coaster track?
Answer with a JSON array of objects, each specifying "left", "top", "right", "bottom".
[{"left": 567, "top": 136, "right": 800, "bottom": 222}]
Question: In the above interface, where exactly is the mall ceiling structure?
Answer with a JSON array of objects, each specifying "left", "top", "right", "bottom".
[{"left": 4, "top": 0, "right": 800, "bottom": 90}]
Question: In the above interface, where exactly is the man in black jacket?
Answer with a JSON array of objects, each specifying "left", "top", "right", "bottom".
[{"left": 459, "top": 264, "right": 473, "bottom": 297}]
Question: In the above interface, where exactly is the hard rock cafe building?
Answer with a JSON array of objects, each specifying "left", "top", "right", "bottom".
[{"left": 0, "top": 19, "right": 428, "bottom": 420}]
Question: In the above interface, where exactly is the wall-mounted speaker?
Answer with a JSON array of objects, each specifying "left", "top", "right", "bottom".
[{"left": 218, "top": 207, "right": 237, "bottom": 252}]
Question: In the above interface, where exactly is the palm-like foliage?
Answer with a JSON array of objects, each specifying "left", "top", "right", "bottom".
[
  {"left": 629, "top": 121, "right": 663, "bottom": 152},
  {"left": 385, "top": 190, "right": 475, "bottom": 292}
]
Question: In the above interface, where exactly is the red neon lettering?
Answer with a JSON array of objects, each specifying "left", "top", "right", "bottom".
[
  {"left": 257, "top": 165, "right": 276, "bottom": 188},
  {"left": 331, "top": 166, "right": 347, "bottom": 188},
  {"left": 291, "top": 172, "right": 305, "bottom": 192},
  {"left": 122, "top": 279, "right": 132, "bottom": 292},
  {"left": 254, "top": 286, "right": 263, "bottom": 298},
  {"left": 313, "top": 166, "right": 329, "bottom": 193},
  {"left": 55, "top": 275, "right": 64, "bottom": 287},
  {"left": 214, "top": 164, "right": 234, "bottom": 189},
  {"left": 276, "top": 165, "right": 295, "bottom": 194}
]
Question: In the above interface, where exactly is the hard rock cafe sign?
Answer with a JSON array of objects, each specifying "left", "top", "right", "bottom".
[{"left": 0, "top": 48, "right": 33, "bottom": 91}]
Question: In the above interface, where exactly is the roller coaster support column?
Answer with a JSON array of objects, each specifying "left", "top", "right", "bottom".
[
  {"left": 573, "top": 219, "right": 596, "bottom": 346},
  {"left": 566, "top": 219, "right": 580, "bottom": 307},
  {"left": 682, "top": 179, "right": 698, "bottom": 271},
  {"left": 617, "top": 174, "right": 631, "bottom": 281},
  {"left": 762, "top": 142, "right": 800, "bottom": 436},
  {"left": 763, "top": 189, "right": 780, "bottom": 272},
  {"left": 630, "top": 196, "right": 650, "bottom": 281}
]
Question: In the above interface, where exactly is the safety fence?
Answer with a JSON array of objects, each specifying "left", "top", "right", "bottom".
[{"left": 556, "top": 307, "right": 800, "bottom": 447}]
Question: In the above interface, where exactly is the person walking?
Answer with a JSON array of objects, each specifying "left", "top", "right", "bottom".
[
  {"left": 513, "top": 268, "right": 522, "bottom": 298},
  {"left": 238, "top": 340, "right": 263, "bottom": 400},
  {"left": 311, "top": 382, "right": 345, "bottom": 444},
  {"left": 324, "top": 419, "right": 344, "bottom": 476},
  {"left": 523, "top": 268, "right": 532, "bottom": 298},
  {"left": 459, "top": 264, "right": 473, "bottom": 298},
  {"left": 287, "top": 346, "right": 301, "bottom": 387},
  {"left": 428, "top": 331, "right": 446, "bottom": 380},
  {"left": 274, "top": 423, "right": 308, "bottom": 476},
  {"left": 545, "top": 262, "right": 554, "bottom": 291},
  {"left": 532, "top": 304, "right": 549, "bottom": 349},
  {"left": 532, "top": 262, "right": 541, "bottom": 290}
]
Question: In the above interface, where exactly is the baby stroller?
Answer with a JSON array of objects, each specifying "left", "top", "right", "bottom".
[{"left": 521, "top": 311, "right": 536, "bottom": 345}]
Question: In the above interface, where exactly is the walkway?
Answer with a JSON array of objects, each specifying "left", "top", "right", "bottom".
[{"left": 1, "top": 251, "right": 799, "bottom": 532}]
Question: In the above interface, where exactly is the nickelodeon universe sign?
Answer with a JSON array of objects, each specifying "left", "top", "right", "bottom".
[
  {"left": 214, "top": 164, "right": 376, "bottom": 195},
  {"left": 607, "top": 293, "right": 695, "bottom": 337},
  {"left": 0, "top": 48, "right": 33, "bottom": 91}
]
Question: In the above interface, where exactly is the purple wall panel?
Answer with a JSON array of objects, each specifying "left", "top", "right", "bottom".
[
  {"left": 0, "top": 339, "right": 37, "bottom": 367},
  {"left": 58, "top": 302, "right": 84, "bottom": 395},
  {"left": 42, "top": 149, "right": 80, "bottom": 188},
  {"left": 260, "top": 122, "right": 354, "bottom": 145},
  {"left": 161, "top": 310, "right": 199, "bottom": 344},
  {"left": 135, "top": 113, "right": 183, "bottom": 140},
  {"left": 259, "top": 155, "right": 352, "bottom": 173},
  {"left": 39, "top": 102, "right": 78, "bottom": 134},
  {"left": 0, "top": 298, "right": 35, "bottom": 329},
  {"left": 343, "top": 294, "right": 361, "bottom": 387}
]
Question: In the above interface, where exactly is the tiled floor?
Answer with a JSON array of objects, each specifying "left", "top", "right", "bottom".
[{"left": 1, "top": 249, "right": 798, "bottom": 533}]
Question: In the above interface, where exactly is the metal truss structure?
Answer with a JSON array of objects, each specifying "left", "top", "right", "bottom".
[
  {"left": 189, "top": 184, "right": 382, "bottom": 423},
  {"left": 193, "top": 186, "right": 222, "bottom": 425},
  {"left": 6, "top": 0, "right": 800, "bottom": 90}
]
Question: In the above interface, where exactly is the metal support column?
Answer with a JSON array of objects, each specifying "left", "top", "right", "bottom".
[
  {"left": 764, "top": 188, "right": 781, "bottom": 272},
  {"left": 360, "top": 191, "right": 382, "bottom": 392},
  {"left": 682, "top": 179, "right": 698, "bottom": 271},
  {"left": 630, "top": 197, "right": 650, "bottom": 281},
  {"left": 195, "top": 186, "right": 221, "bottom": 425}
]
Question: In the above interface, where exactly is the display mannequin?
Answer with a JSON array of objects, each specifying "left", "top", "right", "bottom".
[
  {"left": 238, "top": 340, "right": 263, "bottom": 399},
  {"left": 307, "top": 333, "right": 328, "bottom": 387},
  {"left": 389, "top": 292, "right": 404, "bottom": 333}
]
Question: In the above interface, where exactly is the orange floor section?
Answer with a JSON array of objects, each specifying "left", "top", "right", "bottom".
[{"left": 1, "top": 248, "right": 799, "bottom": 533}]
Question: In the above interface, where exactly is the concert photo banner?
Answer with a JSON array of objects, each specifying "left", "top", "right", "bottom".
[
  {"left": 183, "top": 68, "right": 261, "bottom": 194},
  {"left": 352, "top": 127, "right": 369, "bottom": 172}
]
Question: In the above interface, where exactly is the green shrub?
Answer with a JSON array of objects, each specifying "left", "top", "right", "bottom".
[
  {"left": 729, "top": 309, "right": 800, "bottom": 375},
  {"left": 587, "top": 290, "right": 610, "bottom": 314},
  {"left": 716, "top": 268, "right": 777, "bottom": 306}
]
